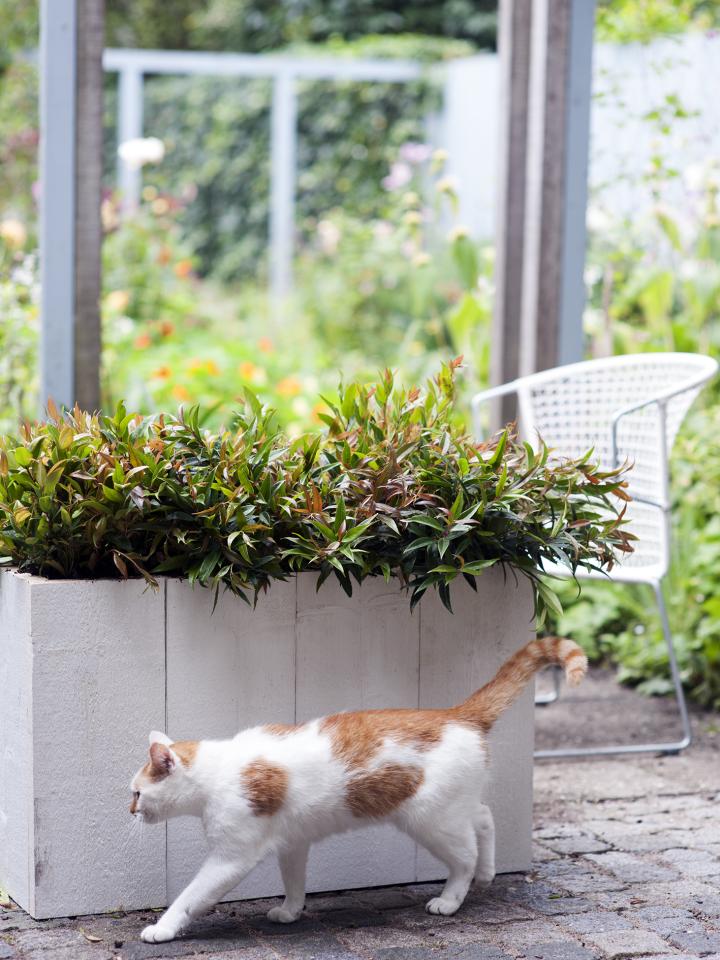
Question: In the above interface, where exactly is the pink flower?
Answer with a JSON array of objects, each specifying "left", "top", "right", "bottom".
[
  {"left": 382, "top": 162, "right": 412, "bottom": 192},
  {"left": 399, "top": 142, "right": 433, "bottom": 165}
]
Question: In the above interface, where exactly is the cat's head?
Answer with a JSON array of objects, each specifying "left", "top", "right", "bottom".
[{"left": 130, "top": 731, "right": 198, "bottom": 823}]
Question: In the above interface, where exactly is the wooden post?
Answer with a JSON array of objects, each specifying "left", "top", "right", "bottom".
[
  {"left": 519, "top": 0, "right": 596, "bottom": 375},
  {"left": 491, "top": 0, "right": 595, "bottom": 426},
  {"left": 490, "top": 0, "right": 533, "bottom": 428},
  {"left": 39, "top": 0, "right": 104, "bottom": 413}
]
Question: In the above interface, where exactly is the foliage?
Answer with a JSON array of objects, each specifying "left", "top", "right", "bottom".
[
  {"left": 0, "top": 363, "right": 631, "bottom": 619},
  {"left": 0, "top": 240, "right": 37, "bottom": 435},
  {"left": 104, "top": 34, "right": 473, "bottom": 281},
  {"left": 105, "top": 0, "right": 497, "bottom": 52},
  {"left": 574, "top": 143, "right": 720, "bottom": 706},
  {"left": 99, "top": 148, "right": 492, "bottom": 430},
  {"left": 552, "top": 407, "right": 720, "bottom": 710},
  {"left": 596, "top": 0, "right": 720, "bottom": 43},
  {"left": 0, "top": 60, "right": 37, "bottom": 224}
]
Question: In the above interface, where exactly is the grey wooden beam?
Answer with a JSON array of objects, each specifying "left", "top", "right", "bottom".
[
  {"left": 519, "top": 0, "right": 596, "bottom": 375},
  {"left": 74, "top": 0, "right": 104, "bottom": 411},
  {"left": 39, "top": 0, "right": 104, "bottom": 414},
  {"left": 489, "top": 0, "right": 533, "bottom": 429}
]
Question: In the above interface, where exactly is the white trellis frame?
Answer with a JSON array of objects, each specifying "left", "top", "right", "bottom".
[
  {"left": 104, "top": 48, "right": 428, "bottom": 303},
  {"left": 39, "top": 0, "right": 595, "bottom": 416}
]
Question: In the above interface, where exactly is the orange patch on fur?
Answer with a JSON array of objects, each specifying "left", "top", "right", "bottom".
[
  {"left": 241, "top": 759, "right": 288, "bottom": 816},
  {"left": 263, "top": 723, "right": 299, "bottom": 737},
  {"left": 346, "top": 763, "right": 424, "bottom": 819},
  {"left": 321, "top": 709, "right": 448, "bottom": 769},
  {"left": 172, "top": 740, "right": 199, "bottom": 767}
]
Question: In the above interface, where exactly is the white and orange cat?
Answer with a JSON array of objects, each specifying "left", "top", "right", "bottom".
[{"left": 131, "top": 636, "right": 586, "bottom": 943}]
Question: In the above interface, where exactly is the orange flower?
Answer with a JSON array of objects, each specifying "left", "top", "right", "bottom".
[
  {"left": 312, "top": 401, "right": 329, "bottom": 423},
  {"left": 276, "top": 376, "right": 302, "bottom": 397},
  {"left": 205, "top": 360, "right": 220, "bottom": 376},
  {"left": 188, "top": 358, "right": 204, "bottom": 372},
  {"left": 152, "top": 366, "right": 172, "bottom": 380},
  {"left": 151, "top": 197, "right": 170, "bottom": 216},
  {"left": 174, "top": 259, "right": 193, "bottom": 279},
  {"left": 258, "top": 337, "right": 274, "bottom": 354},
  {"left": 156, "top": 245, "right": 171, "bottom": 266},
  {"left": 239, "top": 361, "right": 258, "bottom": 381},
  {"left": 105, "top": 289, "right": 130, "bottom": 312},
  {"left": 134, "top": 334, "right": 152, "bottom": 349},
  {"left": 160, "top": 321, "right": 175, "bottom": 337},
  {"left": 172, "top": 385, "right": 191, "bottom": 401}
]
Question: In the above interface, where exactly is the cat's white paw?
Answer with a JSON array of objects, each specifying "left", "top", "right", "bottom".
[
  {"left": 425, "top": 896, "right": 461, "bottom": 916},
  {"left": 267, "top": 905, "right": 302, "bottom": 923},
  {"left": 475, "top": 872, "right": 495, "bottom": 891},
  {"left": 140, "top": 923, "right": 177, "bottom": 943}
]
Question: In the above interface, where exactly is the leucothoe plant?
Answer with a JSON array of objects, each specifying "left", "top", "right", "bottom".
[{"left": 0, "top": 362, "right": 633, "bottom": 624}]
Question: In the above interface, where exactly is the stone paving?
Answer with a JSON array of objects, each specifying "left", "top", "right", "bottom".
[{"left": 2, "top": 670, "right": 719, "bottom": 960}]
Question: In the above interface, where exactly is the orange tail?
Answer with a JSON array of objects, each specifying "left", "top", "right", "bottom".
[{"left": 455, "top": 636, "right": 587, "bottom": 732}]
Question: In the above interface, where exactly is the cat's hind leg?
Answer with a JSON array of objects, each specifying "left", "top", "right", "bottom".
[
  {"left": 473, "top": 803, "right": 495, "bottom": 890},
  {"left": 412, "top": 821, "right": 478, "bottom": 916},
  {"left": 267, "top": 841, "right": 309, "bottom": 923}
]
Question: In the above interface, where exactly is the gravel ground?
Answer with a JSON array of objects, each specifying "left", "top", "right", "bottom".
[{"left": 2, "top": 668, "right": 719, "bottom": 960}]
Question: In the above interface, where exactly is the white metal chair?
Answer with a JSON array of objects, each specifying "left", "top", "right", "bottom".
[{"left": 471, "top": 353, "right": 718, "bottom": 759}]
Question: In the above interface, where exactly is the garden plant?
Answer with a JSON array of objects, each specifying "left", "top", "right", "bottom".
[{"left": 0, "top": 363, "right": 632, "bottom": 622}]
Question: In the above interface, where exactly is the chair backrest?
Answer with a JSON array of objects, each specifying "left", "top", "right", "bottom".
[{"left": 512, "top": 353, "right": 717, "bottom": 571}]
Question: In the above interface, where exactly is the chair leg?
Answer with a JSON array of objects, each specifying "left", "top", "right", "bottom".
[
  {"left": 534, "top": 579, "right": 693, "bottom": 760},
  {"left": 535, "top": 664, "right": 561, "bottom": 706}
]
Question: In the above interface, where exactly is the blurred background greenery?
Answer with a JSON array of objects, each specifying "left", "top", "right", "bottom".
[{"left": 2, "top": 0, "right": 720, "bottom": 707}]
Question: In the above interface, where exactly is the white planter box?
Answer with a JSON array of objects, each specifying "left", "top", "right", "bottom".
[{"left": 0, "top": 568, "right": 535, "bottom": 919}]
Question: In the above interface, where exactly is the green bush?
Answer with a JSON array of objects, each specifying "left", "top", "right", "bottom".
[
  {"left": 0, "top": 363, "right": 631, "bottom": 617},
  {"left": 104, "top": 34, "right": 474, "bottom": 280}
]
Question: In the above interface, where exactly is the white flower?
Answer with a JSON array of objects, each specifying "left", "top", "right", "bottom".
[
  {"left": 683, "top": 162, "right": 706, "bottom": 192},
  {"left": 317, "top": 219, "right": 341, "bottom": 255},
  {"left": 436, "top": 175, "right": 459, "bottom": 194},
  {"left": 448, "top": 225, "right": 470, "bottom": 243},
  {"left": 118, "top": 137, "right": 165, "bottom": 171},
  {"left": 586, "top": 204, "right": 612, "bottom": 233},
  {"left": 382, "top": 162, "right": 412, "bottom": 192}
]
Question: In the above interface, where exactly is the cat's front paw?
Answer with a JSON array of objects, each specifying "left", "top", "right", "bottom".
[
  {"left": 267, "top": 905, "right": 302, "bottom": 924},
  {"left": 141, "top": 922, "right": 177, "bottom": 943},
  {"left": 425, "top": 896, "right": 461, "bottom": 916}
]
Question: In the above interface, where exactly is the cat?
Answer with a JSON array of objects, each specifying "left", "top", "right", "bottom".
[{"left": 131, "top": 635, "right": 586, "bottom": 943}]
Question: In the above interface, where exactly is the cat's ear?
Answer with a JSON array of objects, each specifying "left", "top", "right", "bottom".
[
  {"left": 149, "top": 730, "right": 173, "bottom": 747},
  {"left": 149, "top": 741, "right": 175, "bottom": 777}
]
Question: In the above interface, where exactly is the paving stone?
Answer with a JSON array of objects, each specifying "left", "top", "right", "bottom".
[
  {"left": 545, "top": 836, "right": 612, "bottom": 856},
  {"left": 506, "top": 885, "right": 594, "bottom": 917},
  {"left": 336, "top": 925, "right": 440, "bottom": 954},
  {"left": 491, "top": 919, "right": 581, "bottom": 951},
  {"left": 583, "top": 929, "right": 676, "bottom": 958},
  {"left": 353, "top": 888, "right": 416, "bottom": 911},
  {"left": 521, "top": 944, "right": 599, "bottom": 960},
  {"left": 267, "top": 932, "right": 365, "bottom": 958},
  {"left": 659, "top": 849, "right": 720, "bottom": 877},
  {"left": 691, "top": 897, "right": 720, "bottom": 920},
  {"left": 585, "top": 852, "right": 679, "bottom": 884},
  {"left": 320, "top": 908, "right": 388, "bottom": 931},
  {"left": 629, "top": 904, "right": 702, "bottom": 926},
  {"left": 246, "top": 913, "right": 328, "bottom": 936},
  {"left": 374, "top": 946, "right": 511, "bottom": 959},
  {"left": 0, "top": 941, "right": 19, "bottom": 960},
  {"left": 667, "top": 931, "right": 720, "bottom": 955},
  {"left": 557, "top": 910, "right": 633, "bottom": 934}
]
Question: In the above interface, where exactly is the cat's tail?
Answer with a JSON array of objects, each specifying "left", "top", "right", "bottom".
[{"left": 454, "top": 636, "right": 587, "bottom": 732}]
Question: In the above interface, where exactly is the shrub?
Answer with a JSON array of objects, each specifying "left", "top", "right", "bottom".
[
  {"left": 104, "top": 34, "right": 474, "bottom": 281},
  {"left": 0, "top": 363, "right": 631, "bottom": 619}
]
